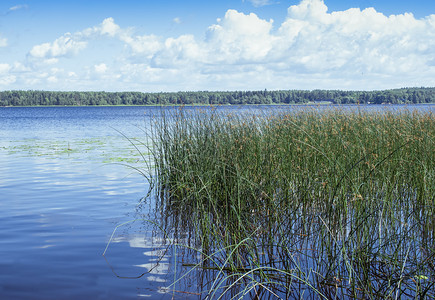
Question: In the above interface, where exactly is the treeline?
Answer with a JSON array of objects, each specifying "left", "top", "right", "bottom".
[{"left": 1, "top": 88, "right": 434, "bottom": 106}]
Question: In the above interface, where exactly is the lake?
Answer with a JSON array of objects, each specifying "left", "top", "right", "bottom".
[{"left": 0, "top": 104, "right": 433, "bottom": 299}]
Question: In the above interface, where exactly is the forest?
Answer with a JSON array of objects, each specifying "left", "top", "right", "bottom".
[{"left": 0, "top": 87, "right": 434, "bottom": 106}]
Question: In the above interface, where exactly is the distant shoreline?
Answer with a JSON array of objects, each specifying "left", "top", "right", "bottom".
[
  {"left": 1, "top": 88, "right": 434, "bottom": 106},
  {"left": 2, "top": 103, "right": 435, "bottom": 108}
]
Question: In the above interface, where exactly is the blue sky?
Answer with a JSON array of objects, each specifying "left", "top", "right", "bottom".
[{"left": 0, "top": 0, "right": 434, "bottom": 91}]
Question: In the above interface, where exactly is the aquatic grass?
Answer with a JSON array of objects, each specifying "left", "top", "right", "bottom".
[
  {"left": 149, "top": 107, "right": 434, "bottom": 298},
  {"left": 1, "top": 136, "right": 148, "bottom": 163}
]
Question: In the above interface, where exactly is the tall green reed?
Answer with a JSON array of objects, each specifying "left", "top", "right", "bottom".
[{"left": 149, "top": 107, "right": 434, "bottom": 298}]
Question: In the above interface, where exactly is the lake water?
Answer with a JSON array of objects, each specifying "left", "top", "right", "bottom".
[{"left": 0, "top": 104, "right": 433, "bottom": 299}]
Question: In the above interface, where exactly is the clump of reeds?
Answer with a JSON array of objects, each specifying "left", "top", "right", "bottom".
[{"left": 149, "top": 107, "right": 434, "bottom": 298}]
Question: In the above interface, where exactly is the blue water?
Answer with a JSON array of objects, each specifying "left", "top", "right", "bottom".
[
  {"left": 0, "top": 104, "right": 433, "bottom": 299},
  {"left": 0, "top": 106, "right": 174, "bottom": 299}
]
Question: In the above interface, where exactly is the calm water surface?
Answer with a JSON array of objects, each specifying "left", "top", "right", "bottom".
[
  {"left": 0, "top": 105, "right": 433, "bottom": 299},
  {"left": 0, "top": 106, "right": 174, "bottom": 299}
]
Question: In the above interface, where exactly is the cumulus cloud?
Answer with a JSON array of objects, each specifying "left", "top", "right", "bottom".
[
  {"left": 273, "top": 0, "right": 435, "bottom": 76},
  {"left": 28, "top": 17, "right": 159, "bottom": 63},
  {"left": 124, "top": 0, "right": 434, "bottom": 87},
  {"left": 47, "top": 75, "right": 58, "bottom": 83},
  {"left": 21, "top": 0, "right": 435, "bottom": 90},
  {"left": 12, "top": 62, "right": 30, "bottom": 72},
  {"left": 150, "top": 34, "right": 204, "bottom": 68},
  {"left": 0, "top": 63, "right": 10, "bottom": 73},
  {"left": 0, "top": 63, "right": 16, "bottom": 85},
  {"left": 98, "top": 17, "right": 121, "bottom": 37},
  {"left": 94, "top": 63, "right": 107, "bottom": 73},
  {"left": 122, "top": 34, "right": 163, "bottom": 57},
  {"left": 28, "top": 17, "right": 122, "bottom": 60},
  {"left": 0, "top": 75, "right": 16, "bottom": 85},
  {"left": 205, "top": 10, "right": 275, "bottom": 63},
  {"left": 29, "top": 33, "right": 87, "bottom": 59}
]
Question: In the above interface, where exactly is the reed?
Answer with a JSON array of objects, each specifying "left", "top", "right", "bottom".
[{"left": 149, "top": 106, "right": 434, "bottom": 298}]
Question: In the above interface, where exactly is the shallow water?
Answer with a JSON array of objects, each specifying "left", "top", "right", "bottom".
[
  {"left": 0, "top": 104, "right": 433, "bottom": 299},
  {"left": 0, "top": 106, "right": 175, "bottom": 299}
]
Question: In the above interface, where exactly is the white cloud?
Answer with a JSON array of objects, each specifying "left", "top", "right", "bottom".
[
  {"left": 94, "top": 63, "right": 107, "bottom": 73},
  {"left": 29, "top": 33, "right": 87, "bottom": 59},
  {"left": 9, "top": 4, "right": 28, "bottom": 11},
  {"left": 272, "top": 0, "right": 435, "bottom": 77},
  {"left": 151, "top": 35, "right": 203, "bottom": 68},
  {"left": 12, "top": 62, "right": 30, "bottom": 72},
  {"left": 0, "top": 75, "right": 16, "bottom": 85},
  {"left": 28, "top": 17, "right": 123, "bottom": 61},
  {"left": 122, "top": 34, "right": 163, "bottom": 57},
  {"left": 47, "top": 75, "right": 58, "bottom": 83},
  {"left": 29, "top": 43, "right": 51, "bottom": 58},
  {"left": 98, "top": 17, "right": 121, "bottom": 37},
  {"left": 205, "top": 10, "right": 275, "bottom": 63},
  {"left": 245, "top": 0, "right": 275, "bottom": 7},
  {"left": 0, "top": 63, "right": 16, "bottom": 85},
  {"left": 17, "top": 0, "right": 435, "bottom": 91},
  {"left": 0, "top": 63, "right": 11, "bottom": 74},
  {"left": 43, "top": 58, "right": 59, "bottom": 65}
]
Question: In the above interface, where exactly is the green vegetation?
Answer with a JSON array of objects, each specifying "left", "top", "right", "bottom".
[
  {"left": 1, "top": 87, "right": 435, "bottom": 106},
  {"left": 1, "top": 137, "right": 145, "bottom": 164},
  {"left": 149, "top": 107, "right": 434, "bottom": 298}
]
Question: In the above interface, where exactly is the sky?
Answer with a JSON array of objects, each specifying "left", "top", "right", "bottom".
[{"left": 0, "top": 0, "right": 434, "bottom": 92}]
